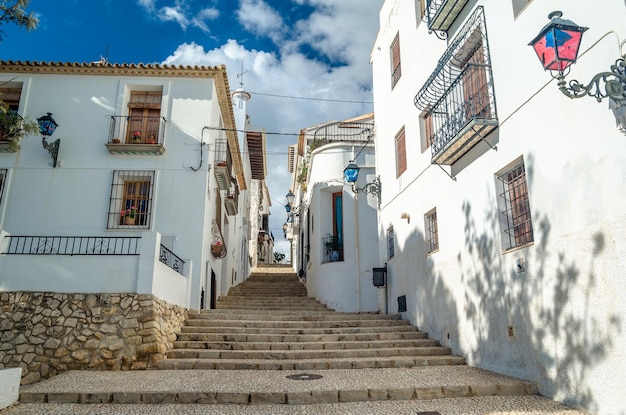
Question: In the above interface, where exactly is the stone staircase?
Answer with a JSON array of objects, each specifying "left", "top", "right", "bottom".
[
  {"left": 17, "top": 266, "right": 546, "bottom": 410},
  {"left": 158, "top": 268, "right": 465, "bottom": 371}
]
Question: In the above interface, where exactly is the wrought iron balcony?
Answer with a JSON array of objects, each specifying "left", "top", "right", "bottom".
[
  {"left": 105, "top": 115, "right": 166, "bottom": 155},
  {"left": 224, "top": 184, "right": 239, "bottom": 216},
  {"left": 214, "top": 139, "right": 232, "bottom": 191},
  {"left": 308, "top": 120, "right": 374, "bottom": 152},
  {"left": 415, "top": 6, "right": 498, "bottom": 166},
  {"left": 425, "top": 0, "right": 471, "bottom": 35},
  {"left": 322, "top": 234, "right": 343, "bottom": 263}
]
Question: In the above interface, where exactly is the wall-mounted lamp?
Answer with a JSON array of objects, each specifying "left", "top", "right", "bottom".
[
  {"left": 284, "top": 190, "right": 308, "bottom": 218},
  {"left": 343, "top": 162, "right": 381, "bottom": 202},
  {"left": 37, "top": 113, "right": 60, "bottom": 167},
  {"left": 529, "top": 11, "right": 626, "bottom": 111}
]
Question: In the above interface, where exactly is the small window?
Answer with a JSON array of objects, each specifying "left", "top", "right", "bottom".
[
  {"left": 496, "top": 160, "right": 533, "bottom": 251},
  {"left": 395, "top": 127, "right": 407, "bottom": 177},
  {"left": 126, "top": 91, "right": 162, "bottom": 143},
  {"left": 387, "top": 226, "right": 395, "bottom": 259},
  {"left": 390, "top": 34, "right": 402, "bottom": 88},
  {"left": 420, "top": 111, "right": 433, "bottom": 153},
  {"left": 0, "top": 87, "right": 22, "bottom": 144},
  {"left": 107, "top": 170, "right": 155, "bottom": 229},
  {"left": 425, "top": 208, "right": 439, "bottom": 254},
  {"left": 0, "top": 169, "right": 7, "bottom": 205}
]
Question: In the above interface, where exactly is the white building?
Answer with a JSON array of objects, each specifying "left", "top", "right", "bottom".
[
  {"left": 288, "top": 114, "right": 380, "bottom": 312},
  {"left": 0, "top": 61, "right": 263, "bottom": 310},
  {"left": 371, "top": 1, "right": 626, "bottom": 414}
]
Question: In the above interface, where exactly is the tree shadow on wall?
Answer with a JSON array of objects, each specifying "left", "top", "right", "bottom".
[{"left": 458, "top": 166, "right": 622, "bottom": 414}]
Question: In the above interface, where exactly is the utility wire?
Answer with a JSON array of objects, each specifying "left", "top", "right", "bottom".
[{"left": 248, "top": 91, "right": 373, "bottom": 104}]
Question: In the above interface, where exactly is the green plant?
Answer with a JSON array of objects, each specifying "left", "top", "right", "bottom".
[
  {"left": 0, "top": 100, "right": 38, "bottom": 151},
  {"left": 120, "top": 206, "right": 138, "bottom": 219},
  {"left": 297, "top": 159, "right": 308, "bottom": 184}
]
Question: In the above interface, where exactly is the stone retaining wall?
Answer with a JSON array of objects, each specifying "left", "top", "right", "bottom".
[{"left": 0, "top": 292, "right": 188, "bottom": 384}]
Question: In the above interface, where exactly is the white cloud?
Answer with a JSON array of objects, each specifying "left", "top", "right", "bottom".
[
  {"left": 162, "top": 1, "right": 382, "bottom": 255},
  {"left": 236, "top": 0, "right": 285, "bottom": 42},
  {"left": 137, "top": 1, "right": 219, "bottom": 34},
  {"left": 158, "top": 6, "right": 189, "bottom": 29}
]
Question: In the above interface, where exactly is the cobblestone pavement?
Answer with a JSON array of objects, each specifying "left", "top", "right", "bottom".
[{"left": 1, "top": 396, "right": 590, "bottom": 415}]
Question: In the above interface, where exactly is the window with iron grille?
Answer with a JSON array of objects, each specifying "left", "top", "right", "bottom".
[
  {"left": 390, "top": 34, "right": 402, "bottom": 88},
  {"left": 387, "top": 226, "right": 395, "bottom": 259},
  {"left": 0, "top": 169, "right": 7, "bottom": 205},
  {"left": 425, "top": 208, "right": 439, "bottom": 254},
  {"left": 126, "top": 91, "right": 162, "bottom": 143},
  {"left": 496, "top": 160, "right": 533, "bottom": 250},
  {"left": 107, "top": 170, "right": 155, "bottom": 229},
  {"left": 395, "top": 127, "right": 407, "bottom": 177}
]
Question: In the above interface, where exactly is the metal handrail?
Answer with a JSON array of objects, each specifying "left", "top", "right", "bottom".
[
  {"left": 2, "top": 236, "right": 141, "bottom": 255},
  {"left": 159, "top": 244, "right": 185, "bottom": 275}
]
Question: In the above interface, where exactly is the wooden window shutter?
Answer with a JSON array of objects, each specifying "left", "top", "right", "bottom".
[
  {"left": 396, "top": 128, "right": 407, "bottom": 177},
  {"left": 391, "top": 35, "right": 402, "bottom": 87}
]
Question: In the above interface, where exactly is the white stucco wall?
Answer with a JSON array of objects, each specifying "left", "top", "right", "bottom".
[
  {"left": 0, "top": 66, "right": 238, "bottom": 311},
  {"left": 372, "top": 1, "right": 626, "bottom": 414},
  {"left": 0, "top": 367, "right": 21, "bottom": 410},
  {"left": 303, "top": 143, "right": 380, "bottom": 312}
]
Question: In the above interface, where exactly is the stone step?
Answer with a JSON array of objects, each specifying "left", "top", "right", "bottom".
[
  {"left": 176, "top": 331, "right": 428, "bottom": 343},
  {"left": 19, "top": 367, "right": 541, "bottom": 406},
  {"left": 172, "top": 338, "right": 439, "bottom": 351},
  {"left": 194, "top": 310, "right": 399, "bottom": 320},
  {"left": 215, "top": 305, "right": 332, "bottom": 311},
  {"left": 166, "top": 345, "right": 451, "bottom": 361},
  {"left": 183, "top": 319, "right": 411, "bottom": 329},
  {"left": 178, "top": 325, "right": 420, "bottom": 336},
  {"left": 158, "top": 355, "right": 467, "bottom": 370}
]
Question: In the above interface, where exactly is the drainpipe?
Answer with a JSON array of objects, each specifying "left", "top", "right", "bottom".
[{"left": 354, "top": 188, "right": 361, "bottom": 313}]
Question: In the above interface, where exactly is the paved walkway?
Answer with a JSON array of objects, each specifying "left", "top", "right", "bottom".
[{"left": 1, "top": 367, "right": 590, "bottom": 414}]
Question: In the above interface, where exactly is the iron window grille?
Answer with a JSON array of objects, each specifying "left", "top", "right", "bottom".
[
  {"left": 0, "top": 169, "right": 6, "bottom": 205},
  {"left": 387, "top": 226, "right": 395, "bottom": 259},
  {"left": 107, "top": 170, "right": 155, "bottom": 229},
  {"left": 425, "top": 209, "right": 439, "bottom": 253},
  {"left": 497, "top": 161, "right": 533, "bottom": 250}
]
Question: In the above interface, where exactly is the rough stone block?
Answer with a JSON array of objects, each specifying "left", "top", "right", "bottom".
[
  {"left": 470, "top": 384, "right": 498, "bottom": 397},
  {"left": 443, "top": 385, "right": 471, "bottom": 398},
  {"left": 415, "top": 386, "right": 444, "bottom": 400},
  {"left": 387, "top": 387, "right": 415, "bottom": 400},
  {"left": 339, "top": 389, "right": 368, "bottom": 403},
  {"left": 250, "top": 392, "right": 287, "bottom": 404},
  {"left": 369, "top": 388, "right": 388, "bottom": 401},
  {"left": 215, "top": 392, "right": 250, "bottom": 404},
  {"left": 47, "top": 392, "right": 80, "bottom": 403},
  {"left": 287, "top": 391, "right": 314, "bottom": 405}
]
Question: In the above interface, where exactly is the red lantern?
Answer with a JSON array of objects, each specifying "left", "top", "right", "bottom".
[{"left": 529, "top": 11, "right": 588, "bottom": 74}]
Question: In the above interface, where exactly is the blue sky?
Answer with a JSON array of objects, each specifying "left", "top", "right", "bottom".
[{"left": 0, "top": 0, "right": 383, "bottom": 255}]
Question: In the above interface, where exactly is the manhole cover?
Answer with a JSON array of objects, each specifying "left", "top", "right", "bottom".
[{"left": 286, "top": 373, "right": 323, "bottom": 381}]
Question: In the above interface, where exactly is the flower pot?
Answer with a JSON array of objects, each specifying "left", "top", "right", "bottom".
[
  {"left": 145, "top": 139, "right": 156, "bottom": 144},
  {"left": 112, "top": 138, "right": 120, "bottom": 144},
  {"left": 211, "top": 244, "right": 223, "bottom": 258},
  {"left": 125, "top": 217, "right": 136, "bottom": 225}
]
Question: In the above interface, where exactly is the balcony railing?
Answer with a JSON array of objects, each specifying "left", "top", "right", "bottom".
[
  {"left": 225, "top": 183, "right": 239, "bottom": 216},
  {"left": 214, "top": 139, "right": 232, "bottom": 191},
  {"left": 425, "top": 0, "right": 471, "bottom": 34},
  {"left": 322, "top": 234, "right": 343, "bottom": 263},
  {"left": 2, "top": 236, "right": 140, "bottom": 255},
  {"left": 415, "top": 6, "right": 498, "bottom": 166},
  {"left": 105, "top": 115, "right": 167, "bottom": 155},
  {"left": 309, "top": 120, "right": 374, "bottom": 151},
  {"left": 159, "top": 244, "right": 185, "bottom": 275}
]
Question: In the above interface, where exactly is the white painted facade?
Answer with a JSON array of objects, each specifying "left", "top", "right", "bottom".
[
  {"left": 0, "top": 62, "right": 259, "bottom": 311},
  {"left": 371, "top": 1, "right": 626, "bottom": 414},
  {"left": 289, "top": 116, "right": 381, "bottom": 312}
]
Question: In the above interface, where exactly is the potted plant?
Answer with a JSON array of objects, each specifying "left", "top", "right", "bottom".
[
  {"left": 145, "top": 134, "right": 156, "bottom": 144},
  {"left": 120, "top": 206, "right": 138, "bottom": 225},
  {"left": 132, "top": 131, "right": 141, "bottom": 142},
  {"left": 0, "top": 100, "right": 38, "bottom": 151},
  {"left": 210, "top": 240, "right": 224, "bottom": 257},
  {"left": 111, "top": 138, "right": 121, "bottom": 144}
]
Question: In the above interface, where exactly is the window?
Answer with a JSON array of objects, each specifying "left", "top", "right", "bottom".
[
  {"left": 425, "top": 208, "right": 439, "bottom": 254},
  {"left": 324, "top": 192, "right": 344, "bottom": 262},
  {"left": 107, "top": 170, "right": 155, "bottom": 229},
  {"left": 126, "top": 91, "right": 162, "bottom": 143},
  {"left": 512, "top": 0, "right": 532, "bottom": 18},
  {"left": 395, "top": 127, "right": 407, "bottom": 177},
  {"left": 390, "top": 34, "right": 402, "bottom": 88},
  {"left": 420, "top": 111, "right": 433, "bottom": 153},
  {"left": 387, "top": 226, "right": 395, "bottom": 259},
  {"left": 0, "top": 169, "right": 7, "bottom": 205},
  {"left": 0, "top": 87, "right": 22, "bottom": 143},
  {"left": 462, "top": 38, "right": 492, "bottom": 120},
  {"left": 496, "top": 160, "right": 533, "bottom": 250}
]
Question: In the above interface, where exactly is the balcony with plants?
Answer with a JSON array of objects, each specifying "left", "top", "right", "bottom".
[
  {"left": 0, "top": 101, "right": 38, "bottom": 153},
  {"left": 105, "top": 115, "right": 167, "bottom": 155},
  {"left": 214, "top": 139, "right": 232, "bottom": 191}
]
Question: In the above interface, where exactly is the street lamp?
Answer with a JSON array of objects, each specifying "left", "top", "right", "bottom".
[
  {"left": 529, "top": 11, "right": 626, "bottom": 107},
  {"left": 343, "top": 161, "right": 381, "bottom": 202},
  {"left": 37, "top": 113, "right": 60, "bottom": 167},
  {"left": 284, "top": 190, "right": 307, "bottom": 217}
]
